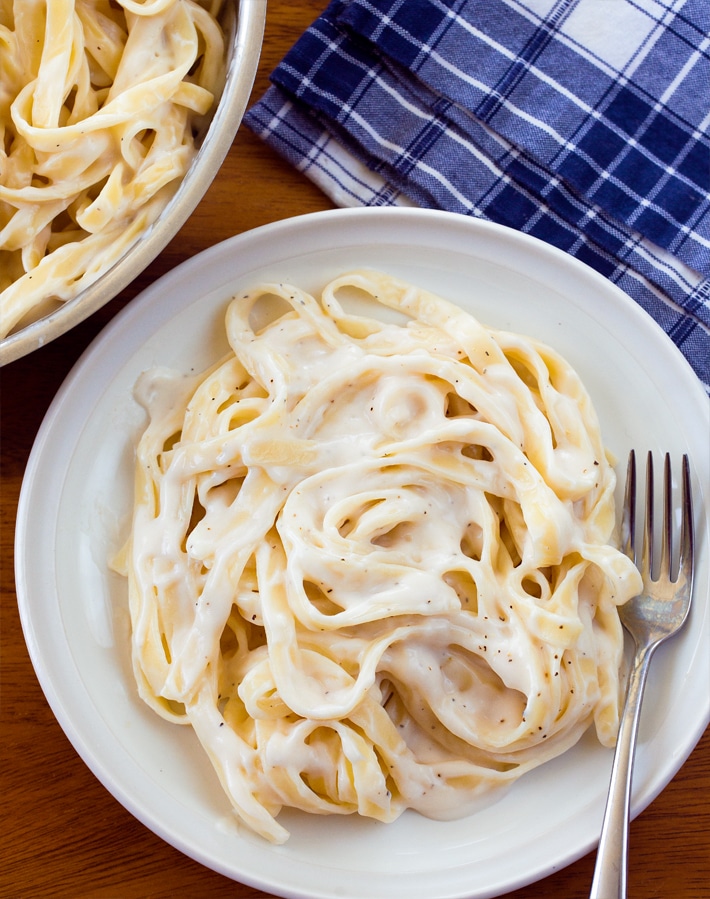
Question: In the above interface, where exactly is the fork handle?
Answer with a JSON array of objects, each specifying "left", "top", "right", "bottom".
[{"left": 589, "top": 642, "right": 656, "bottom": 899}]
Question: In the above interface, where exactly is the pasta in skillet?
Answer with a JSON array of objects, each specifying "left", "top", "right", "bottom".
[
  {"left": 0, "top": 0, "right": 227, "bottom": 337},
  {"left": 117, "top": 270, "right": 642, "bottom": 844}
]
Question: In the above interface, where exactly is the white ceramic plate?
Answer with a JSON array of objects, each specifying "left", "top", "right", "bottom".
[{"left": 16, "top": 208, "right": 710, "bottom": 899}]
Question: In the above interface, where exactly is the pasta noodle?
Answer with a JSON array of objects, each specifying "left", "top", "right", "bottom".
[
  {"left": 0, "top": 0, "right": 227, "bottom": 337},
  {"left": 117, "top": 270, "right": 642, "bottom": 844}
]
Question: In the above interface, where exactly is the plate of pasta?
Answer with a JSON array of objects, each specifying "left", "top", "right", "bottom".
[
  {"left": 16, "top": 207, "right": 710, "bottom": 899},
  {"left": 0, "top": 0, "right": 265, "bottom": 364}
]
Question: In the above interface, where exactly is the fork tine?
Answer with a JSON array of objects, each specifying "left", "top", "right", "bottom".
[
  {"left": 641, "top": 451, "right": 654, "bottom": 579},
  {"left": 660, "top": 453, "right": 672, "bottom": 579},
  {"left": 680, "top": 454, "right": 695, "bottom": 588},
  {"left": 622, "top": 450, "right": 637, "bottom": 564}
]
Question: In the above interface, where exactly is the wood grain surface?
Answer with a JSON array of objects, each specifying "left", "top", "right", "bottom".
[{"left": 1, "top": 2, "right": 708, "bottom": 897}]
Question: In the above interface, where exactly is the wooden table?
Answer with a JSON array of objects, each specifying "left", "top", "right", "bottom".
[{"left": 2, "top": 2, "right": 708, "bottom": 897}]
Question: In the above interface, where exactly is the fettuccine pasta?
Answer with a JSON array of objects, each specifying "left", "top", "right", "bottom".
[
  {"left": 117, "top": 271, "right": 642, "bottom": 844},
  {"left": 0, "top": 0, "right": 227, "bottom": 337}
]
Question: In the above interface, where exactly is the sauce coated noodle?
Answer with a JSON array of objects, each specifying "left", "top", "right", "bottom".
[
  {"left": 0, "top": 0, "right": 227, "bottom": 337},
  {"left": 117, "top": 270, "right": 641, "bottom": 843}
]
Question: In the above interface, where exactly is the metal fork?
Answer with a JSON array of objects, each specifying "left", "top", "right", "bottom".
[{"left": 590, "top": 450, "right": 695, "bottom": 899}]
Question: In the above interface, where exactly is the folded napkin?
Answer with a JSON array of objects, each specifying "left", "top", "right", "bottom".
[{"left": 245, "top": 0, "right": 710, "bottom": 389}]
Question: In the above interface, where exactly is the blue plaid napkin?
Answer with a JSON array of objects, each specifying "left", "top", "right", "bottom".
[{"left": 245, "top": 0, "right": 710, "bottom": 389}]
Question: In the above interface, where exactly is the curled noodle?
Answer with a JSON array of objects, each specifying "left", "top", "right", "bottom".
[
  {"left": 117, "top": 270, "right": 642, "bottom": 843},
  {"left": 0, "top": 0, "right": 227, "bottom": 336}
]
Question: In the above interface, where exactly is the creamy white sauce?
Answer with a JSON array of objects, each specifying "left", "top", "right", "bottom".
[{"left": 120, "top": 271, "right": 642, "bottom": 843}]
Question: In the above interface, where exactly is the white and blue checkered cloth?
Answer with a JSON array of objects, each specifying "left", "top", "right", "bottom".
[{"left": 245, "top": 0, "right": 710, "bottom": 390}]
